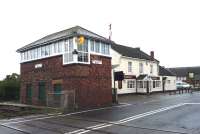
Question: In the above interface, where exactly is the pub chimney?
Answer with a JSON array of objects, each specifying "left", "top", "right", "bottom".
[{"left": 150, "top": 51, "right": 154, "bottom": 60}]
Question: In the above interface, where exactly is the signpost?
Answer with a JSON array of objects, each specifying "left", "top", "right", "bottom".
[{"left": 113, "top": 71, "right": 124, "bottom": 104}]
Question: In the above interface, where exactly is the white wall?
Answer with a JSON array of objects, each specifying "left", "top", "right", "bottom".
[
  {"left": 164, "top": 76, "right": 177, "bottom": 91},
  {"left": 117, "top": 79, "right": 137, "bottom": 94},
  {"left": 111, "top": 49, "right": 162, "bottom": 94},
  {"left": 119, "top": 56, "right": 159, "bottom": 77}
]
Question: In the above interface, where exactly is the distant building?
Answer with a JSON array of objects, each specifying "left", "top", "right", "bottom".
[
  {"left": 159, "top": 66, "right": 176, "bottom": 91},
  {"left": 169, "top": 66, "right": 200, "bottom": 87},
  {"left": 17, "top": 26, "right": 113, "bottom": 108},
  {"left": 111, "top": 44, "right": 162, "bottom": 94}
]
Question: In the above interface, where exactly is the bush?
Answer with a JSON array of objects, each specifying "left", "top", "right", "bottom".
[{"left": 0, "top": 73, "right": 20, "bottom": 101}]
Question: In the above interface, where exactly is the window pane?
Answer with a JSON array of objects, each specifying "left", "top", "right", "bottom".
[
  {"left": 25, "top": 51, "right": 28, "bottom": 60},
  {"left": 69, "top": 38, "right": 73, "bottom": 51},
  {"left": 49, "top": 44, "right": 53, "bottom": 55},
  {"left": 63, "top": 52, "right": 73, "bottom": 63},
  {"left": 41, "top": 46, "right": 45, "bottom": 57},
  {"left": 34, "top": 48, "right": 38, "bottom": 59},
  {"left": 54, "top": 42, "right": 58, "bottom": 53},
  {"left": 139, "top": 63, "right": 143, "bottom": 73},
  {"left": 78, "top": 39, "right": 88, "bottom": 52},
  {"left": 38, "top": 47, "right": 41, "bottom": 58},
  {"left": 101, "top": 42, "right": 106, "bottom": 54},
  {"left": 78, "top": 52, "right": 88, "bottom": 62},
  {"left": 128, "top": 62, "right": 132, "bottom": 72},
  {"left": 90, "top": 40, "right": 95, "bottom": 52},
  {"left": 58, "top": 41, "right": 63, "bottom": 53},
  {"left": 127, "top": 80, "right": 135, "bottom": 88},
  {"left": 45, "top": 45, "right": 50, "bottom": 56},
  {"left": 105, "top": 44, "right": 110, "bottom": 55},
  {"left": 95, "top": 41, "right": 100, "bottom": 53},
  {"left": 20, "top": 53, "right": 23, "bottom": 61},
  {"left": 64, "top": 40, "right": 69, "bottom": 52}
]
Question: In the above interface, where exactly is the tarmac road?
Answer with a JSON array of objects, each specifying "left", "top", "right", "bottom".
[{"left": 1, "top": 92, "right": 200, "bottom": 134}]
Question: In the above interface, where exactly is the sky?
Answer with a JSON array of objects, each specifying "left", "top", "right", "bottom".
[{"left": 0, "top": 0, "right": 200, "bottom": 80}]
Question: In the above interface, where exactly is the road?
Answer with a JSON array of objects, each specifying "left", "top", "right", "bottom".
[{"left": 1, "top": 92, "right": 200, "bottom": 134}]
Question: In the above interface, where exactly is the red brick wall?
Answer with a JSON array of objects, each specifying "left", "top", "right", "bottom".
[{"left": 20, "top": 54, "right": 112, "bottom": 108}]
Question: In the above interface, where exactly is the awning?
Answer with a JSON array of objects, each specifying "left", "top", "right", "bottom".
[{"left": 137, "top": 75, "right": 148, "bottom": 80}]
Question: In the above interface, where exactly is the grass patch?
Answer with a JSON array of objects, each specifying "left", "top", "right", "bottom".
[{"left": 0, "top": 105, "right": 61, "bottom": 119}]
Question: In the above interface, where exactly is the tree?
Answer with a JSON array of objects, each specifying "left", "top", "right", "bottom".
[{"left": 0, "top": 73, "right": 20, "bottom": 101}]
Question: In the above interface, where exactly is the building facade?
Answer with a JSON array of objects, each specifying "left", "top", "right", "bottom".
[
  {"left": 17, "top": 26, "right": 113, "bottom": 108},
  {"left": 159, "top": 66, "right": 177, "bottom": 91},
  {"left": 169, "top": 66, "right": 200, "bottom": 87},
  {"left": 111, "top": 44, "right": 162, "bottom": 94}
]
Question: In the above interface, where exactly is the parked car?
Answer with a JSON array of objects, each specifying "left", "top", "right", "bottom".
[{"left": 176, "top": 81, "right": 191, "bottom": 89}]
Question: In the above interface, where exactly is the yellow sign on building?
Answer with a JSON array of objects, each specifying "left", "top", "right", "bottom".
[{"left": 77, "top": 36, "right": 85, "bottom": 45}]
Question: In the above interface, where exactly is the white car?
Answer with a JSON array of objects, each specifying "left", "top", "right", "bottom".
[{"left": 176, "top": 81, "right": 191, "bottom": 89}]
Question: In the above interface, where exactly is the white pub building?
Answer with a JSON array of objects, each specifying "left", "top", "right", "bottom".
[{"left": 111, "top": 44, "right": 176, "bottom": 94}]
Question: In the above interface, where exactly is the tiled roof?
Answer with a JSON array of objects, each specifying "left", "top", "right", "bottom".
[
  {"left": 168, "top": 66, "right": 200, "bottom": 77},
  {"left": 159, "top": 66, "right": 175, "bottom": 76},
  {"left": 17, "top": 26, "right": 114, "bottom": 52},
  {"left": 111, "top": 44, "right": 159, "bottom": 62}
]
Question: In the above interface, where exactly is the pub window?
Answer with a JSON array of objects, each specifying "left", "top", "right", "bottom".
[
  {"left": 156, "top": 81, "right": 161, "bottom": 87},
  {"left": 144, "top": 81, "right": 147, "bottom": 88},
  {"left": 139, "top": 63, "right": 143, "bottom": 74},
  {"left": 167, "top": 80, "right": 170, "bottom": 84},
  {"left": 150, "top": 64, "right": 153, "bottom": 74},
  {"left": 127, "top": 80, "right": 135, "bottom": 88},
  {"left": 128, "top": 62, "right": 132, "bottom": 72},
  {"left": 153, "top": 81, "right": 156, "bottom": 88},
  {"left": 138, "top": 81, "right": 143, "bottom": 88}
]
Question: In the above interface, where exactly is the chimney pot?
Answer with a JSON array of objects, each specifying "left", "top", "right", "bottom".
[{"left": 150, "top": 51, "right": 154, "bottom": 59}]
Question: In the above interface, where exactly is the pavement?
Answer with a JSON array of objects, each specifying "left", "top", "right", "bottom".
[{"left": 1, "top": 92, "right": 200, "bottom": 134}]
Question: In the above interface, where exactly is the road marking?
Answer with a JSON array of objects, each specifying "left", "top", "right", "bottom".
[
  {"left": 1, "top": 103, "right": 131, "bottom": 125},
  {"left": 66, "top": 103, "right": 186, "bottom": 134},
  {"left": 1, "top": 124, "right": 30, "bottom": 134},
  {"left": 143, "top": 99, "right": 158, "bottom": 104}
]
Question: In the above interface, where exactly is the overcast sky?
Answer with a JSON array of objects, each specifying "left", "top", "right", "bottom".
[{"left": 0, "top": 0, "right": 200, "bottom": 79}]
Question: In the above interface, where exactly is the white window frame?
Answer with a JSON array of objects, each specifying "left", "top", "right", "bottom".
[
  {"left": 128, "top": 62, "right": 132, "bottom": 72},
  {"left": 139, "top": 63, "right": 143, "bottom": 74},
  {"left": 20, "top": 38, "right": 111, "bottom": 63},
  {"left": 127, "top": 80, "right": 135, "bottom": 89},
  {"left": 150, "top": 64, "right": 153, "bottom": 74}
]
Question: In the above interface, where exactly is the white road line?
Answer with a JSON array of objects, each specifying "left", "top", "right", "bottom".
[
  {"left": 184, "top": 103, "right": 200, "bottom": 105},
  {"left": 1, "top": 124, "right": 29, "bottom": 134},
  {"left": 1, "top": 103, "right": 131, "bottom": 125},
  {"left": 66, "top": 103, "right": 186, "bottom": 134},
  {"left": 143, "top": 100, "right": 158, "bottom": 104}
]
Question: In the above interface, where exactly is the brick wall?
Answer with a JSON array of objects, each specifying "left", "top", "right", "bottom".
[{"left": 20, "top": 54, "right": 112, "bottom": 108}]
